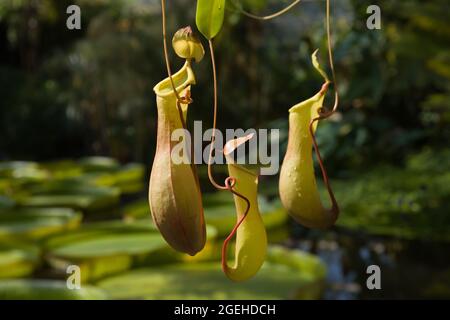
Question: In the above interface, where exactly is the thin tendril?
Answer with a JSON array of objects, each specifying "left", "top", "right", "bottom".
[
  {"left": 206, "top": 40, "right": 226, "bottom": 190},
  {"left": 231, "top": 0, "right": 301, "bottom": 20},
  {"left": 308, "top": 0, "right": 340, "bottom": 220},
  {"left": 221, "top": 177, "right": 250, "bottom": 274},
  {"left": 161, "top": 0, "right": 198, "bottom": 188},
  {"left": 207, "top": 40, "right": 252, "bottom": 271},
  {"left": 161, "top": 0, "right": 193, "bottom": 125},
  {"left": 161, "top": 0, "right": 193, "bottom": 121},
  {"left": 161, "top": 0, "right": 180, "bottom": 100}
]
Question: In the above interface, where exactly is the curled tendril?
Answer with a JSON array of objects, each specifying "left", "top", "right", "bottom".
[
  {"left": 308, "top": 0, "right": 340, "bottom": 219},
  {"left": 205, "top": 39, "right": 254, "bottom": 272},
  {"left": 161, "top": 0, "right": 192, "bottom": 124},
  {"left": 221, "top": 178, "right": 251, "bottom": 275},
  {"left": 161, "top": 0, "right": 201, "bottom": 189}
]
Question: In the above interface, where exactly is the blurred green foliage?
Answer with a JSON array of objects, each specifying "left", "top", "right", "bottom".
[
  {"left": 334, "top": 148, "right": 450, "bottom": 241},
  {"left": 0, "top": 0, "right": 448, "bottom": 170}
]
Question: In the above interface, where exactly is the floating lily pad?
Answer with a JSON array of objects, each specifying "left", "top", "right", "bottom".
[
  {"left": 97, "top": 246, "right": 326, "bottom": 300},
  {"left": 81, "top": 163, "right": 145, "bottom": 194},
  {"left": 122, "top": 199, "right": 150, "bottom": 221},
  {"left": 40, "top": 160, "right": 84, "bottom": 179},
  {"left": 0, "top": 162, "right": 41, "bottom": 177},
  {"left": 0, "top": 242, "right": 40, "bottom": 279},
  {"left": 202, "top": 191, "right": 234, "bottom": 207},
  {"left": 44, "top": 220, "right": 218, "bottom": 282},
  {"left": 0, "top": 279, "right": 107, "bottom": 300},
  {"left": 79, "top": 157, "right": 120, "bottom": 172},
  {"left": 267, "top": 246, "right": 326, "bottom": 281},
  {"left": 0, "top": 179, "right": 10, "bottom": 194},
  {"left": 19, "top": 182, "right": 120, "bottom": 213},
  {"left": 115, "top": 164, "right": 145, "bottom": 185},
  {"left": 123, "top": 195, "right": 288, "bottom": 239},
  {"left": 203, "top": 194, "right": 288, "bottom": 237},
  {"left": 0, "top": 162, "right": 49, "bottom": 188},
  {"left": 0, "top": 208, "right": 82, "bottom": 240}
]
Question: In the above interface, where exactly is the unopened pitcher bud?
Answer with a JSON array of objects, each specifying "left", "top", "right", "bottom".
[{"left": 172, "top": 26, "right": 205, "bottom": 62}]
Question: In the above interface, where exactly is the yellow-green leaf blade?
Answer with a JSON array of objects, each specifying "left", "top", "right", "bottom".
[
  {"left": 196, "top": 0, "right": 226, "bottom": 39},
  {"left": 311, "top": 49, "right": 329, "bottom": 82}
]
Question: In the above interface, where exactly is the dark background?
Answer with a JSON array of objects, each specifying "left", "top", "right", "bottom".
[{"left": 1, "top": 0, "right": 448, "bottom": 166}]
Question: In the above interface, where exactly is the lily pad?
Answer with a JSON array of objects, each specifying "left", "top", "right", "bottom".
[
  {"left": 81, "top": 163, "right": 145, "bottom": 194},
  {"left": 40, "top": 160, "right": 84, "bottom": 179},
  {"left": 122, "top": 199, "right": 150, "bottom": 221},
  {"left": 97, "top": 246, "right": 326, "bottom": 300},
  {"left": 77, "top": 163, "right": 145, "bottom": 194},
  {"left": 0, "top": 162, "right": 43, "bottom": 178},
  {"left": 114, "top": 163, "right": 145, "bottom": 187},
  {"left": 202, "top": 191, "right": 234, "bottom": 207},
  {"left": 0, "top": 279, "right": 107, "bottom": 300},
  {"left": 19, "top": 182, "right": 120, "bottom": 213},
  {"left": 122, "top": 195, "right": 288, "bottom": 239},
  {"left": 203, "top": 194, "right": 288, "bottom": 237},
  {"left": 0, "top": 242, "right": 40, "bottom": 279},
  {"left": 44, "top": 220, "right": 218, "bottom": 282},
  {"left": 0, "top": 208, "right": 82, "bottom": 240},
  {"left": 0, "top": 162, "right": 49, "bottom": 189},
  {"left": 0, "top": 179, "right": 10, "bottom": 194},
  {"left": 79, "top": 157, "right": 120, "bottom": 172}
]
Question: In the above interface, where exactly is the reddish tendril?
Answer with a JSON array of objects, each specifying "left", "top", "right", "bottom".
[
  {"left": 220, "top": 177, "right": 251, "bottom": 273},
  {"left": 161, "top": 0, "right": 193, "bottom": 133},
  {"left": 161, "top": 0, "right": 201, "bottom": 189},
  {"left": 206, "top": 40, "right": 252, "bottom": 269},
  {"left": 308, "top": 0, "right": 340, "bottom": 221}
]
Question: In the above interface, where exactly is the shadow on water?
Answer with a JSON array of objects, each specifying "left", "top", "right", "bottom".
[{"left": 287, "top": 222, "right": 450, "bottom": 300}]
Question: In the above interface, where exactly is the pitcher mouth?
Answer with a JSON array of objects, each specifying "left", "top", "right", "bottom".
[
  {"left": 288, "top": 85, "right": 328, "bottom": 114},
  {"left": 153, "top": 61, "right": 196, "bottom": 98},
  {"left": 224, "top": 133, "right": 259, "bottom": 178}
]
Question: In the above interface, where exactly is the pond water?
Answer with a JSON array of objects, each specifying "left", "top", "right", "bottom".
[{"left": 288, "top": 224, "right": 450, "bottom": 299}]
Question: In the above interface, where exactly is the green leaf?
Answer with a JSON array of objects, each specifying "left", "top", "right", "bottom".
[
  {"left": 97, "top": 246, "right": 326, "bottom": 300},
  {"left": 0, "top": 242, "right": 40, "bottom": 279},
  {"left": 44, "top": 220, "right": 219, "bottom": 281},
  {"left": 203, "top": 194, "right": 288, "bottom": 237},
  {"left": 0, "top": 280, "right": 107, "bottom": 300},
  {"left": 311, "top": 49, "right": 329, "bottom": 82},
  {"left": 0, "top": 208, "right": 82, "bottom": 241},
  {"left": 196, "top": 0, "right": 226, "bottom": 39}
]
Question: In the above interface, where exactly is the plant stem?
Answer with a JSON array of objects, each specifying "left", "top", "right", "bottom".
[
  {"left": 308, "top": 0, "right": 340, "bottom": 219},
  {"left": 231, "top": 0, "right": 302, "bottom": 21}
]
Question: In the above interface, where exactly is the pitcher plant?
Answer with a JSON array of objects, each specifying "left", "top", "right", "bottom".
[
  {"left": 149, "top": 26, "right": 206, "bottom": 255},
  {"left": 221, "top": 134, "right": 267, "bottom": 282},
  {"left": 279, "top": 50, "right": 339, "bottom": 229}
]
